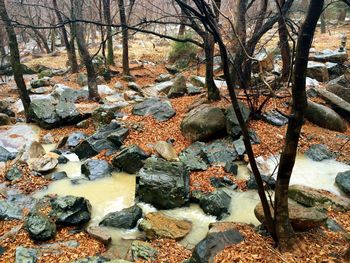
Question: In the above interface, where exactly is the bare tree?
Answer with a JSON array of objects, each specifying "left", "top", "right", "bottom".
[
  {"left": 118, "top": 0, "right": 130, "bottom": 76},
  {"left": 103, "top": 0, "right": 114, "bottom": 65}
]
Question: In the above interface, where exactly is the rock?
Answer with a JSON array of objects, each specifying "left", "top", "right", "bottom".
[
  {"left": 132, "top": 98, "right": 176, "bottom": 122},
  {"left": 210, "top": 177, "right": 235, "bottom": 188},
  {"left": 253, "top": 49, "right": 274, "bottom": 72},
  {"left": 72, "top": 256, "right": 109, "bottom": 263},
  {"left": 30, "top": 77, "right": 52, "bottom": 89},
  {"left": 67, "top": 132, "right": 88, "bottom": 148},
  {"left": 0, "top": 113, "right": 10, "bottom": 126},
  {"left": 144, "top": 81, "right": 174, "bottom": 96},
  {"left": 167, "top": 74, "right": 187, "bottom": 98},
  {"left": 92, "top": 104, "right": 120, "bottom": 128},
  {"left": 24, "top": 212, "right": 56, "bottom": 241},
  {"left": 0, "top": 146, "right": 16, "bottom": 162},
  {"left": 154, "top": 141, "right": 178, "bottom": 161},
  {"left": 97, "top": 85, "right": 115, "bottom": 96},
  {"left": 310, "top": 49, "right": 348, "bottom": 64},
  {"left": 305, "top": 100, "right": 347, "bottom": 132},
  {"left": 328, "top": 73, "right": 350, "bottom": 90},
  {"left": 307, "top": 61, "right": 329, "bottom": 82},
  {"left": 224, "top": 162, "right": 238, "bottom": 175},
  {"left": 128, "top": 82, "right": 142, "bottom": 94},
  {"left": 316, "top": 88, "right": 350, "bottom": 121},
  {"left": 324, "top": 218, "right": 345, "bottom": 232},
  {"left": 254, "top": 202, "right": 328, "bottom": 231},
  {"left": 29, "top": 157, "right": 58, "bottom": 172},
  {"left": 99, "top": 205, "right": 142, "bottom": 229},
  {"left": 201, "top": 139, "right": 238, "bottom": 166},
  {"left": 46, "top": 171, "right": 67, "bottom": 181},
  {"left": 15, "top": 247, "right": 38, "bottom": 263},
  {"left": 335, "top": 171, "right": 350, "bottom": 196},
  {"left": 130, "top": 241, "right": 157, "bottom": 261},
  {"left": 233, "top": 137, "right": 245, "bottom": 156},
  {"left": 181, "top": 104, "right": 226, "bottom": 142},
  {"left": 53, "top": 84, "right": 89, "bottom": 103},
  {"left": 288, "top": 184, "right": 350, "bottom": 211},
  {"left": 111, "top": 145, "right": 148, "bottom": 174},
  {"left": 191, "top": 229, "right": 244, "bottom": 263},
  {"left": 199, "top": 190, "right": 231, "bottom": 219},
  {"left": 38, "top": 69, "right": 54, "bottom": 78},
  {"left": 77, "top": 73, "right": 88, "bottom": 86},
  {"left": 262, "top": 110, "right": 288, "bottom": 126},
  {"left": 42, "top": 133, "right": 54, "bottom": 144},
  {"left": 22, "top": 141, "right": 46, "bottom": 161},
  {"left": 114, "top": 81, "right": 123, "bottom": 89},
  {"left": 76, "top": 120, "right": 90, "bottom": 129},
  {"left": 0, "top": 200, "right": 23, "bottom": 220},
  {"left": 326, "top": 62, "right": 347, "bottom": 79},
  {"left": 0, "top": 100, "right": 15, "bottom": 117},
  {"left": 81, "top": 159, "right": 112, "bottom": 181},
  {"left": 138, "top": 212, "right": 192, "bottom": 240},
  {"left": 49, "top": 196, "right": 92, "bottom": 225},
  {"left": 86, "top": 226, "right": 112, "bottom": 245},
  {"left": 179, "top": 142, "right": 208, "bottom": 171},
  {"left": 106, "top": 128, "right": 129, "bottom": 147},
  {"left": 247, "top": 174, "right": 276, "bottom": 190},
  {"left": 326, "top": 84, "right": 350, "bottom": 103},
  {"left": 156, "top": 74, "right": 172, "bottom": 82},
  {"left": 186, "top": 83, "right": 202, "bottom": 95},
  {"left": 5, "top": 166, "right": 22, "bottom": 181},
  {"left": 225, "top": 102, "right": 250, "bottom": 138},
  {"left": 58, "top": 155, "right": 69, "bottom": 164},
  {"left": 189, "top": 76, "right": 205, "bottom": 87},
  {"left": 138, "top": 158, "right": 190, "bottom": 209},
  {"left": 305, "top": 144, "right": 335, "bottom": 161}
]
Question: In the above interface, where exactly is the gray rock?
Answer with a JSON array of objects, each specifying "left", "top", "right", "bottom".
[
  {"left": 201, "top": 139, "right": 238, "bottom": 166},
  {"left": 233, "top": 137, "right": 245, "bottom": 156},
  {"left": 168, "top": 74, "right": 187, "bottom": 98},
  {"left": 76, "top": 73, "right": 88, "bottom": 86},
  {"left": 24, "top": 212, "right": 56, "bottom": 241},
  {"left": 138, "top": 158, "right": 190, "bottom": 209},
  {"left": 224, "top": 162, "right": 238, "bottom": 175},
  {"left": 111, "top": 145, "right": 148, "bottom": 174},
  {"left": 186, "top": 83, "right": 202, "bottom": 95},
  {"left": 324, "top": 218, "right": 344, "bottom": 232},
  {"left": 199, "top": 190, "right": 231, "bottom": 219},
  {"left": 326, "top": 84, "right": 350, "bottom": 103},
  {"left": 307, "top": 61, "right": 329, "bottom": 82},
  {"left": 262, "top": 110, "right": 288, "bottom": 126},
  {"left": 106, "top": 128, "right": 129, "bottom": 147},
  {"left": 179, "top": 142, "right": 208, "bottom": 171},
  {"left": 132, "top": 98, "right": 176, "bottom": 122},
  {"left": 247, "top": 174, "right": 276, "bottom": 190},
  {"left": 326, "top": 62, "right": 347, "bottom": 79},
  {"left": 316, "top": 88, "right": 350, "bottom": 121},
  {"left": 310, "top": 50, "right": 348, "bottom": 64},
  {"left": 305, "top": 144, "right": 335, "bottom": 161},
  {"left": 5, "top": 166, "right": 22, "bottom": 181},
  {"left": 81, "top": 159, "right": 112, "bottom": 181},
  {"left": 92, "top": 104, "right": 120, "bottom": 128},
  {"left": 30, "top": 77, "right": 52, "bottom": 89},
  {"left": 156, "top": 74, "right": 172, "bottom": 82},
  {"left": 15, "top": 247, "right": 38, "bottom": 263},
  {"left": 0, "top": 113, "right": 11, "bottom": 126},
  {"left": 28, "top": 157, "right": 58, "bottom": 173},
  {"left": 0, "top": 200, "right": 23, "bottom": 220},
  {"left": 0, "top": 146, "right": 16, "bottom": 162},
  {"left": 225, "top": 102, "right": 250, "bottom": 138},
  {"left": 86, "top": 226, "right": 112, "bottom": 245},
  {"left": 335, "top": 171, "right": 350, "bottom": 196},
  {"left": 46, "top": 171, "right": 68, "bottom": 181},
  {"left": 130, "top": 241, "right": 157, "bottom": 261},
  {"left": 99, "top": 205, "right": 142, "bottom": 229},
  {"left": 53, "top": 84, "right": 89, "bottom": 103},
  {"left": 67, "top": 132, "right": 88, "bottom": 148}
]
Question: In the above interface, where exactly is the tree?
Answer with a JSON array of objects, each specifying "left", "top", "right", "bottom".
[
  {"left": 118, "top": 0, "right": 130, "bottom": 76},
  {"left": 103, "top": 0, "right": 114, "bottom": 66},
  {"left": 0, "top": 0, "right": 31, "bottom": 121}
]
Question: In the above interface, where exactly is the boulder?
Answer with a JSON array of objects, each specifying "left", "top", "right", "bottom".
[
  {"left": 0, "top": 100, "right": 15, "bottom": 117},
  {"left": 305, "top": 100, "right": 347, "bottom": 132},
  {"left": 5, "top": 166, "right": 22, "bottom": 181},
  {"left": 225, "top": 102, "right": 250, "bottom": 138},
  {"left": 288, "top": 184, "right": 350, "bottom": 211},
  {"left": 66, "top": 132, "right": 88, "bottom": 148},
  {"left": 310, "top": 49, "right": 348, "bottom": 64},
  {"left": 92, "top": 104, "right": 120, "bottom": 128},
  {"left": 30, "top": 77, "right": 52, "bottom": 89},
  {"left": 326, "top": 84, "right": 350, "bottom": 103},
  {"left": 81, "top": 159, "right": 112, "bottom": 181},
  {"left": 156, "top": 73, "right": 172, "bottom": 82},
  {"left": 181, "top": 104, "right": 226, "bottom": 142},
  {"left": 111, "top": 145, "right": 148, "bottom": 174},
  {"left": 138, "top": 212, "right": 192, "bottom": 240},
  {"left": 307, "top": 61, "right": 329, "bottom": 82},
  {"left": 254, "top": 202, "right": 328, "bottom": 231},
  {"left": 0, "top": 113, "right": 10, "bottom": 126},
  {"left": 46, "top": 171, "right": 67, "bottom": 181},
  {"left": 77, "top": 73, "right": 88, "bottom": 86},
  {"left": 132, "top": 98, "right": 176, "bottom": 122},
  {"left": 224, "top": 162, "right": 238, "bottom": 175},
  {"left": 130, "top": 241, "right": 157, "bottom": 261},
  {"left": 305, "top": 144, "right": 334, "bottom": 161},
  {"left": 210, "top": 177, "right": 235, "bottom": 188},
  {"left": 316, "top": 88, "right": 350, "bottom": 121},
  {"left": 86, "top": 226, "right": 112, "bottom": 245},
  {"left": 199, "top": 190, "right": 231, "bottom": 219},
  {"left": 326, "top": 62, "right": 347, "bottom": 80},
  {"left": 24, "top": 212, "right": 56, "bottom": 241},
  {"left": 106, "top": 128, "right": 129, "bottom": 147},
  {"left": 49, "top": 196, "right": 92, "bottom": 225},
  {"left": 99, "top": 205, "right": 142, "bottom": 229},
  {"left": 167, "top": 74, "right": 187, "bottom": 98},
  {"left": 154, "top": 141, "right": 178, "bottom": 161},
  {"left": 246, "top": 174, "right": 276, "bottom": 190},
  {"left": 201, "top": 139, "right": 238, "bottom": 166},
  {"left": 138, "top": 158, "right": 190, "bottom": 209},
  {"left": 28, "top": 157, "right": 58, "bottom": 173},
  {"left": 22, "top": 141, "right": 46, "bottom": 161},
  {"left": 335, "top": 171, "right": 350, "bottom": 196},
  {"left": 179, "top": 142, "right": 208, "bottom": 171},
  {"left": 0, "top": 146, "right": 16, "bottom": 162},
  {"left": 262, "top": 110, "right": 288, "bottom": 126},
  {"left": 15, "top": 247, "right": 38, "bottom": 263},
  {"left": 0, "top": 200, "right": 23, "bottom": 220},
  {"left": 53, "top": 84, "right": 89, "bottom": 103}
]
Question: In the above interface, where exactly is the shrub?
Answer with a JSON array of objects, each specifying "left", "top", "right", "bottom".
[{"left": 168, "top": 34, "right": 197, "bottom": 68}]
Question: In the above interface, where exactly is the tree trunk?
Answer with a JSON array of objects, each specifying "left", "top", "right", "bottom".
[
  {"left": 118, "top": 0, "right": 130, "bottom": 76},
  {"left": 52, "top": 0, "right": 78, "bottom": 73},
  {"left": 320, "top": 13, "right": 326, "bottom": 34},
  {"left": 178, "top": 0, "right": 187, "bottom": 37},
  {"left": 32, "top": 28, "right": 51, "bottom": 54},
  {"left": 71, "top": 0, "right": 100, "bottom": 101},
  {"left": 103, "top": 0, "right": 114, "bottom": 65},
  {"left": 204, "top": 34, "right": 220, "bottom": 101},
  {"left": 278, "top": 0, "right": 291, "bottom": 82},
  {"left": 274, "top": 0, "right": 324, "bottom": 251},
  {"left": 0, "top": 0, "right": 31, "bottom": 121}
]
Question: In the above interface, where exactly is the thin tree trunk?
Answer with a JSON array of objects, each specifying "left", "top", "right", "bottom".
[
  {"left": 178, "top": 0, "right": 187, "bottom": 36},
  {"left": 32, "top": 28, "right": 51, "bottom": 54},
  {"left": 278, "top": 0, "right": 291, "bottom": 81},
  {"left": 118, "top": 0, "right": 130, "bottom": 76},
  {"left": 274, "top": 0, "right": 324, "bottom": 251},
  {"left": 103, "top": 0, "right": 114, "bottom": 65},
  {"left": 320, "top": 13, "right": 326, "bottom": 34},
  {"left": 204, "top": 34, "right": 220, "bottom": 101},
  {"left": 0, "top": 0, "right": 31, "bottom": 121}
]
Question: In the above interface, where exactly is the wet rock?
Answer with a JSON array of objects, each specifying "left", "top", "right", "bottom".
[
  {"left": 199, "top": 190, "right": 231, "bottom": 219},
  {"left": 111, "top": 145, "right": 148, "bottom": 174},
  {"left": 132, "top": 98, "right": 176, "bottom": 122},
  {"left": 86, "top": 226, "right": 112, "bottom": 245},
  {"left": 0, "top": 146, "right": 16, "bottom": 162},
  {"left": 262, "top": 110, "right": 288, "bottom": 126},
  {"left": 324, "top": 218, "right": 345, "bottom": 232},
  {"left": 0, "top": 113, "right": 10, "bottom": 126},
  {"left": 22, "top": 141, "right": 46, "bottom": 161},
  {"left": 305, "top": 144, "right": 335, "bottom": 161},
  {"left": 316, "top": 88, "right": 350, "bottom": 121},
  {"left": 210, "top": 177, "right": 235, "bottom": 188},
  {"left": 130, "top": 241, "right": 157, "bottom": 261},
  {"left": 181, "top": 104, "right": 226, "bottom": 142},
  {"left": 326, "top": 83, "right": 350, "bottom": 103},
  {"left": 246, "top": 174, "right": 276, "bottom": 190},
  {"left": 24, "top": 212, "right": 56, "bottom": 241},
  {"left": 58, "top": 155, "right": 69, "bottom": 164},
  {"left": 81, "top": 159, "right": 112, "bottom": 181},
  {"left": 288, "top": 184, "right": 350, "bottom": 211},
  {"left": 254, "top": 202, "right": 328, "bottom": 231},
  {"left": 49, "top": 196, "right": 92, "bottom": 225},
  {"left": 15, "top": 247, "right": 38, "bottom": 263},
  {"left": 154, "top": 141, "right": 178, "bottom": 161},
  {"left": 30, "top": 77, "right": 52, "bottom": 89},
  {"left": 191, "top": 229, "right": 244, "bottom": 263},
  {"left": 138, "top": 212, "right": 192, "bottom": 240},
  {"left": 5, "top": 166, "right": 22, "bottom": 181},
  {"left": 305, "top": 100, "right": 347, "bottom": 132},
  {"left": 335, "top": 171, "right": 350, "bottom": 196},
  {"left": 138, "top": 158, "right": 190, "bottom": 209},
  {"left": 29, "top": 157, "right": 58, "bottom": 173},
  {"left": 0, "top": 200, "right": 23, "bottom": 220},
  {"left": 92, "top": 104, "right": 120, "bottom": 128},
  {"left": 67, "top": 132, "right": 88, "bottom": 148},
  {"left": 326, "top": 62, "right": 347, "bottom": 80},
  {"left": 46, "top": 171, "right": 67, "bottom": 181},
  {"left": 168, "top": 74, "right": 187, "bottom": 98},
  {"left": 179, "top": 142, "right": 208, "bottom": 171},
  {"left": 225, "top": 102, "right": 250, "bottom": 138},
  {"left": 224, "top": 162, "right": 238, "bottom": 175},
  {"left": 106, "top": 128, "right": 129, "bottom": 147},
  {"left": 307, "top": 61, "right": 329, "bottom": 82},
  {"left": 99, "top": 205, "right": 142, "bottom": 229},
  {"left": 201, "top": 139, "right": 238, "bottom": 166}
]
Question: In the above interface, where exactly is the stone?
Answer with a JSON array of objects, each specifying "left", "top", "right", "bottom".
[
  {"left": 324, "top": 218, "right": 345, "bottom": 232},
  {"left": 5, "top": 166, "right": 22, "bottom": 181},
  {"left": 138, "top": 158, "right": 190, "bottom": 209},
  {"left": 201, "top": 139, "right": 238, "bottom": 166},
  {"left": 254, "top": 202, "right": 328, "bottom": 231},
  {"left": 335, "top": 171, "right": 350, "bottom": 196},
  {"left": 106, "top": 128, "right": 129, "bottom": 147},
  {"left": 199, "top": 190, "right": 231, "bottom": 219},
  {"left": 224, "top": 163, "right": 238, "bottom": 175},
  {"left": 154, "top": 141, "right": 178, "bottom": 161},
  {"left": 0, "top": 113, "right": 10, "bottom": 126},
  {"left": 189, "top": 76, "right": 205, "bottom": 87},
  {"left": 186, "top": 83, "right": 202, "bottom": 95},
  {"left": 77, "top": 73, "right": 88, "bottom": 86},
  {"left": 29, "top": 157, "right": 58, "bottom": 173},
  {"left": 305, "top": 144, "right": 335, "bottom": 161},
  {"left": 225, "top": 102, "right": 250, "bottom": 138},
  {"left": 310, "top": 49, "right": 348, "bottom": 63},
  {"left": 42, "top": 133, "right": 54, "bottom": 144},
  {"left": 22, "top": 141, "right": 46, "bottom": 161},
  {"left": 46, "top": 171, "right": 68, "bottom": 181},
  {"left": 288, "top": 184, "right": 350, "bottom": 211},
  {"left": 0, "top": 200, "right": 23, "bottom": 220},
  {"left": 24, "top": 212, "right": 56, "bottom": 241},
  {"left": 86, "top": 226, "right": 112, "bottom": 245},
  {"left": 99, "top": 205, "right": 142, "bottom": 229},
  {"left": 130, "top": 241, "right": 157, "bottom": 261},
  {"left": 76, "top": 119, "right": 90, "bottom": 129},
  {"left": 30, "top": 77, "right": 51, "bottom": 89},
  {"left": 15, "top": 247, "right": 38, "bottom": 263},
  {"left": 191, "top": 229, "right": 244, "bottom": 263},
  {"left": 81, "top": 159, "right": 112, "bottom": 181},
  {"left": 138, "top": 212, "right": 192, "bottom": 240},
  {"left": 156, "top": 74, "right": 172, "bottom": 82},
  {"left": 233, "top": 137, "right": 245, "bottom": 156},
  {"left": 179, "top": 142, "right": 208, "bottom": 171},
  {"left": 49, "top": 196, "right": 92, "bottom": 225},
  {"left": 111, "top": 145, "right": 148, "bottom": 174},
  {"left": 0, "top": 146, "right": 16, "bottom": 162},
  {"left": 210, "top": 177, "right": 235, "bottom": 188},
  {"left": 58, "top": 155, "right": 69, "bottom": 164},
  {"left": 326, "top": 84, "right": 350, "bottom": 103},
  {"left": 67, "top": 132, "right": 88, "bottom": 148},
  {"left": 128, "top": 82, "right": 142, "bottom": 94},
  {"left": 307, "top": 61, "right": 329, "bottom": 82},
  {"left": 132, "top": 98, "right": 176, "bottom": 122},
  {"left": 181, "top": 104, "right": 226, "bottom": 142},
  {"left": 262, "top": 110, "right": 288, "bottom": 126},
  {"left": 38, "top": 69, "right": 54, "bottom": 78},
  {"left": 52, "top": 84, "right": 89, "bottom": 103},
  {"left": 246, "top": 174, "right": 276, "bottom": 190},
  {"left": 167, "top": 74, "right": 187, "bottom": 98},
  {"left": 326, "top": 62, "right": 347, "bottom": 79},
  {"left": 305, "top": 100, "right": 347, "bottom": 132},
  {"left": 92, "top": 104, "right": 120, "bottom": 128},
  {"left": 316, "top": 88, "right": 350, "bottom": 121}
]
